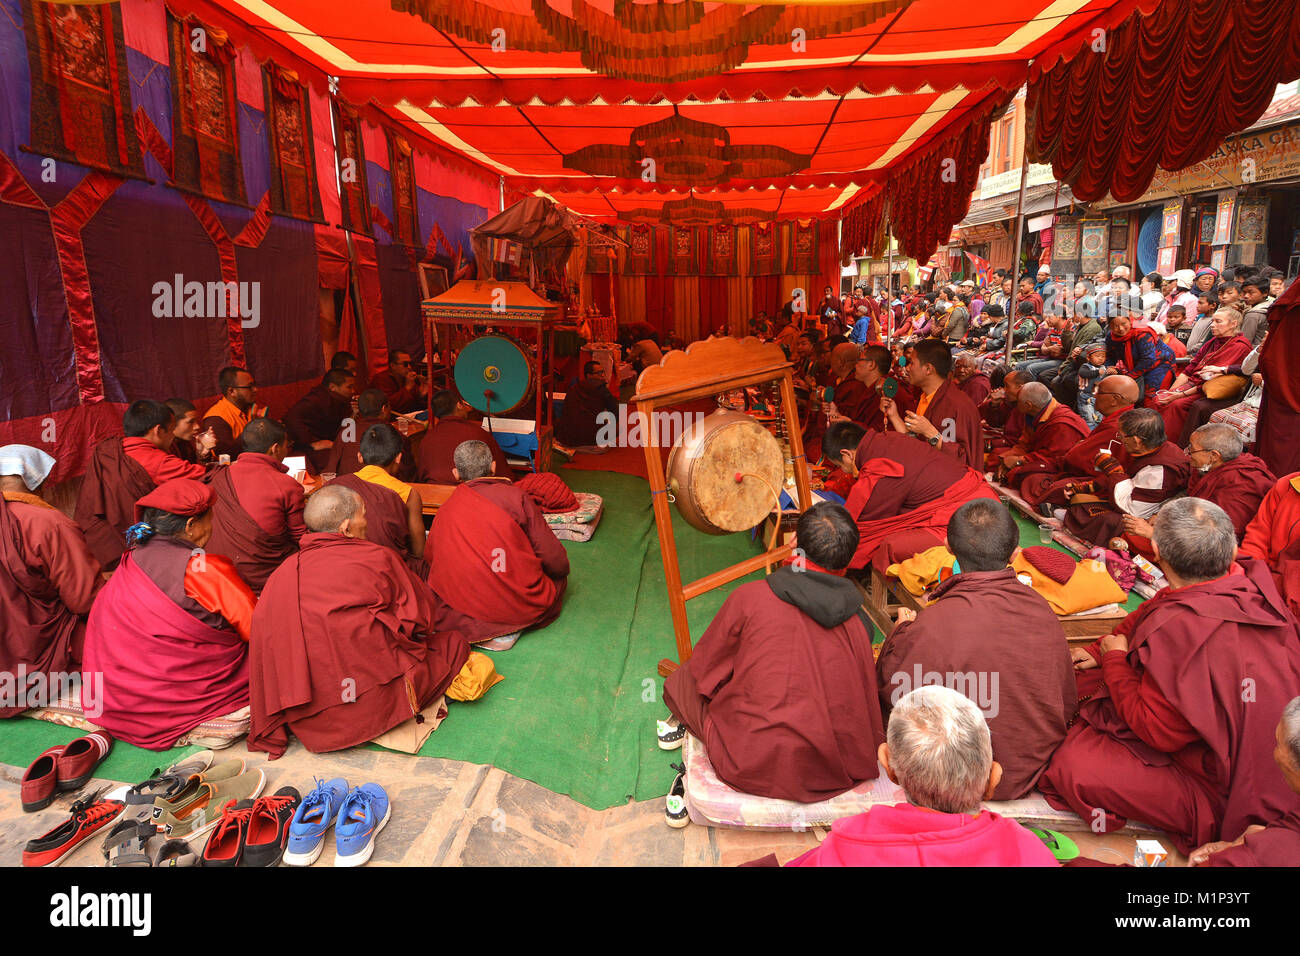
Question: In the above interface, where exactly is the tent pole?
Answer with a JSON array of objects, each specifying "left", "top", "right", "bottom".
[
  {"left": 1008, "top": 138, "right": 1031, "bottom": 322},
  {"left": 886, "top": 213, "right": 894, "bottom": 350}
]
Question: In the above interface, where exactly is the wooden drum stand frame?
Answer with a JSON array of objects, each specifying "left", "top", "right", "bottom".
[{"left": 631, "top": 337, "right": 813, "bottom": 677}]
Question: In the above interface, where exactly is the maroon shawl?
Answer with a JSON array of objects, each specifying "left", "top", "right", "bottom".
[
  {"left": 330, "top": 473, "right": 411, "bottom": 557},
  {"left": 205, "top": 466, "right": 297, "bottom": 594},
  {"left": 1188, "top": 453, "right": 1276, "bottom": 540},
  {"left": 74, "top": 438, "right": 156, "bottom": 570},
  {"left": 248, "top": 534, "right": 468, "bottom": 758},
  {"left": 920, "top": 380, "right": 983, "bottom": 469},
  {"left": 81, "top": 550, "right": 248, "bottom": 750},
  {"left": 1077, "top": 558, "right": 1300, "bottom": 843}
]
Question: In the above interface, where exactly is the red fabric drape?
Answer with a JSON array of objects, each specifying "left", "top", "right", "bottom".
[
  {"left": 351, "top": 235, "right": 390, "bottom": 383},
  {"left": 1027, "top": 0, "right": 1300, "bottom": 202}
]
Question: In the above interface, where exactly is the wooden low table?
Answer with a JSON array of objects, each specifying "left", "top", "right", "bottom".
[
  {"left": 860, "top": 566, "right": 1127, "bottom": 647},
  {"left": 410, "top": 482, "right": 457, "bottom": 516}
]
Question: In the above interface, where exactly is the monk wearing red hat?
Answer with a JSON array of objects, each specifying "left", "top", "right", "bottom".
[{"left": 81, "top": 479, "right": 255, "bottom": 750}]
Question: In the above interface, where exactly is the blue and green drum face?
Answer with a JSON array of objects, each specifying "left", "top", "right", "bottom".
[{"left": 454, "top": 335, "right": 533, "bottom": 414}]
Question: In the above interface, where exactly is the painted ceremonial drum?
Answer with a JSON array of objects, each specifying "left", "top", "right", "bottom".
[
  {"left": 667, "top": 409, "right": 784, "bottom": 535},
  {"left": 454, "top": 334, "right": 534, "bottom": 415}
]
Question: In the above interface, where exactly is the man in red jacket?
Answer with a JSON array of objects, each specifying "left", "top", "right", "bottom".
[{"left": 660, "top": 502, "right": 886, "bottom": 804}]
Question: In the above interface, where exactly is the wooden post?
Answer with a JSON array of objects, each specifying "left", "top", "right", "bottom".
[{"left": 1008, "top": 140, "right": 1031, "bottom": 321}]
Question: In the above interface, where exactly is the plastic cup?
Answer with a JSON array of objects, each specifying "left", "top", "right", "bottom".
[{"left": 1038, "top": 526, "right": 1055, "bottom": 545}]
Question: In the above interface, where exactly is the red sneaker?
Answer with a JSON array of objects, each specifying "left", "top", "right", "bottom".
[
  {"left": 22, "top": 792, "right": 124, "bottom": 867},
  {"left": 241, "top": 787, "right": 302, "bottom": 867},
  {"left": 200, "top": 799, "right": 256, "bottom": 867},
  {"left": 55, "top": 731, "right": 113, "bottom": 792},
  {"left": 20, "top": 745, "right": 66, "bottom": 813}
]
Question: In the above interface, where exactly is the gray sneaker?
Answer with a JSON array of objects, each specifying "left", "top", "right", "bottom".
[{"left": 154, "top": 768, "right": 266, "bottom": 841}]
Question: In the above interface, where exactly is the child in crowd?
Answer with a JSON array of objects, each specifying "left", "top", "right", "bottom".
[{"left": 1076, "top": 343, "right": 1111, "bottom": 428}]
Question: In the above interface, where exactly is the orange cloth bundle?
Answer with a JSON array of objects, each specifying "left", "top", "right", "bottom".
[{"left": 1010, "top": 551, "right": 1125, "bottom": 615}]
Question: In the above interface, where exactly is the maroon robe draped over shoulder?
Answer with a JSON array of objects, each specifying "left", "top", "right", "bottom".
[
  {"left": 416, "top": 418, "right": 512, "bottom": 484},
  {"left": 329, "top": 473, "right": 425, "bottom": 576},
  {"left": 918, "top": 380, "right": 983, "bottom": 468},
  {"left": 248, "top": 534, "right": 469, "bottom": 759},
  {"left": 845, "top": 431, "right": 998, "bottom": 569},
  {"left": 1258, "top": 280, "right": 1300, "bottom": 476},
  {"left": 1005, "top": 400, "right": 1091, "bottom": 491},
  {"left": 1020, "top": 407, "right": 1131, "bottom": 506},
  {"left": 0, "top": 494, "right": 101, "bottom": 715},
  {"left": 1206, "top": 809, "right": 1300, "bottom": 867},
  {"left": 664, "top": 567, "right": 885, "bottom": 803},
  {"left": 428, "top": 479, "right": 568, "bottom": 642},
  {"left": 74, "top": 438, "right": 156, "bottom": 570},
  {"left": 322, "top": 415, "right": 414, "bottom": 480},
  {"left": 876, "top": 568, "right": 1075, "bottom": 800},
  {"left": 958, "top": 373, "right": 992, "bottom": 407},
  {"left": 82, "top": 542, "right": 249, "bottom": 750},
  {"left": 1187, "top": 453, "right": 1276, "bottom": 541},
  {"left": 205, "top": 462, "right": 301, "bottom": 594},
  {"left": 1240, "top": 474, "right": 1300, "bottom": 621},
  {"left": 1041, "top": 558, "right": 1300, "bottom": 852}
]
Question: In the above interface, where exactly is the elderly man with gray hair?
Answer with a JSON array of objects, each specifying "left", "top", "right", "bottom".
[
  {"left": 426, "top": 440, "right": 570, "bottom": 651},
  {"left": 787, "top": 686, "right": 1057, "bottom": 866},
  {"left": 1041, "top": 497, "right": 1300, "bottom": 855},
  {"left": 1191, "top": 695, "right": 1300, "bottom": 866},
  {"left": 996, "top": 380, "right": 1089, "bottom": 493}
]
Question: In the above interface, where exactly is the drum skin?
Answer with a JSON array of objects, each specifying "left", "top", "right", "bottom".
[
  {"left": 454, "top": 335, "right": 534, "bottom": 414},
  {"left": 667, "top": 409, "right": 784, "bottom": 535}
]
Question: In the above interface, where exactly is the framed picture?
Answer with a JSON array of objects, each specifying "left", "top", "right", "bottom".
[
  {"left": 1156, "top": 246, "right": 1177, "bottom": 275},
  {"left": 1289, "top": 228, "right": 1300, "bottom": 256},
  {"left": 1213, "top": 194, "right": 1236, "bottom": 245},
  {"left": 417, "top": 262, "right": 450, "bottom": 300},
  {"left": 1054, "top": 220, "right": 1081, "bottom": 259},
  {"left": 1211, "top": 247, "right": 1227, "bottom": 272},
  {"left": 1109, "top": 250, "right": 1126, "bottom": 268},
  {"left": 1235, "top": 199, "right": 1267, "bottom": 244}
]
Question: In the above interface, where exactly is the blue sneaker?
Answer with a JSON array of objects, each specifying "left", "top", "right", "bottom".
[
  {"left": 282, "top": 777, "right": 347, "bottom": 867},
  {"left": 334, "top": 784, "right": 391, "bottom": 867}
]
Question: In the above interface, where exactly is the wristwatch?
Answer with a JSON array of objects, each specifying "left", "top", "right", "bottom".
[{"left": 927, "top": 434, "right": 941, "bottom": 447}]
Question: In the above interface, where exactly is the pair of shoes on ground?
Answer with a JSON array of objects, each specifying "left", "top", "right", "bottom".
[
  {"left": 200, "top": 787, "right": 303, "bottom": 866},
  {"left": 149, "top": 758, "right": 267, "bottom": 841},
  {"left": 20, "top": 731, "right": 114, "bottom": 812},
  {"left": 22, "top": 790, "right": 124, "bottom": 867},
  {"left": 282, "top": 778, "right": 391, "bottom": 867},
  {"left": 656, "top": 718, "right": 690, "bottom": 828}
]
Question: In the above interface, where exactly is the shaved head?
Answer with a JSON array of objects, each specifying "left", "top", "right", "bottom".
[
  {"left": 1096, "top": 374, "right": 1140, "bottom": 409},
  {"left": 1018, "top": 381, "right": 1052, "bottom": 413},
  {"left": 831, "top": 342, "right": 861, "bottom": 377},
  {"left": 304, "top": 484, "right": 363, "bottom": 533}
]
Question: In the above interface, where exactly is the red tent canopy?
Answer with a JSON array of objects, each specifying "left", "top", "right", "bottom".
[{"left": 164, "top": 0, "right": 1300, "bottom": 254}]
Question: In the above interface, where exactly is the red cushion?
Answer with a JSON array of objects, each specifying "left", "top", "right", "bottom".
[
  {"left": 517, "top": 472, "right": 579, "bottom": 513},
  {"left": 1020, "top": 545, "right": 1075, "bottom": 585}
]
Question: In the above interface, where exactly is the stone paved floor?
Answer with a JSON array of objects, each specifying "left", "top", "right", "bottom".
[{"left": 0, "top": 741, "right": 1174, "bottom": 867}]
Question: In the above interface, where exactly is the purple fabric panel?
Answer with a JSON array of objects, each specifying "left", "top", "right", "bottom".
[
  {"left": 238, "top": 103, "right": 269, "bottom": 205},
  {"left": 235, "top": 216, "right": 322, "bottom": 386},
  {"left": 0, "top": 202, "right": 79, "bottom": 420},
  {"left": 416, "top": 188, "right": 485, "bottom": 256},
  {"left": 366, "top": 158, "right": 393, "bottom": 243},
  {"left": 127, "top": 46, "right": 172, "bottom": 184},
  {"left": 375, "top": 242, "right": 420, "bottom": 354}
]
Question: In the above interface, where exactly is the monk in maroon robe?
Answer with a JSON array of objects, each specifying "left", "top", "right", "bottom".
[
  {"left": 877, "top": 500, "right": 1074, "bottom": 800},
  {"left": 0, "top": 446, "right": 101, "bottom": 716},
  {"left": 83, "top": 480, "right": 255, "bottom": 750},
  {"left": 428, "top": 440, "right": 569, "bottom": 647},
  {"left": 662, "top": 502, "right": 885, "bottom": 803},
  {"left": 416, "top": 390, "right": 512, "bottom": 484},
  {"left": 205, "top": 418, "right": 306, "bottom": 594},
  {"left": 321, "top": 389, "right": 415, "bottom": 481},
  {"left": 1191, "top": 698, "right": 1300, "bottom": 867},
  {"left": 1062, "top": 409, "right": 1190, "bottom": 550},
  {"left": 1040, "top": 499, "right": 1300, "bottom": 853},
  {"left": 882, "top": 339, "right": 983, "bottom": 468},
  {"left": 1180, "top": 424, "right": 1275, "bottom": 541},
  {"left": 1240, "top": 472, "right": 1300, "bottom": 621},
  {"left": 285, "top": 370, "right": 357, "bottom": 471},
  {"left": 74, "top": 436, "right": 156, "bottom": 571},
  {"left": 248, "top": 484, "right": 469, "bottom": 759},
  {"left": 203, "top": 366, "right": 265, "bottom": 460},
  {"left": 368, "top": 350, "right": 426, "bottom": 414},
  {"left": 804, "top": 343, "right": 880, "bottom": 461},
  {"left": 328, "top": 423, "right": 426, "bottom": 574},
  {"left": 953, "top": 354, "right": 992, "bottom": 406},
  {"left": 1021, "top": 376, "right": 1139, "bottom": 508},
  {"left": 1257, "top": 276, "right": 1300, "bottom": 477},
  {"left": 999, "top": 383, "right": 1091, "bottom": 494},
  {"left": 120, "top": 400, "right": 208, "bottom": 484},
  {"left": 556, "top": 362, "right": 619, "bottom": 448},
  {"left": 822, "top": 423, "right": 998, "bottom": 571}
]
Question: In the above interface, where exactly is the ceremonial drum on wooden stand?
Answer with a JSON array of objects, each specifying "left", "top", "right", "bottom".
[
  {"left": 666, "top": 409, "right": 784, "bottom": 535},
  {"left": 454, "top": 334, "right": 534, "bottom": 415}
]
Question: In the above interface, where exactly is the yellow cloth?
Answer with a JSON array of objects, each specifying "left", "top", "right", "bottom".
[
  {"left": 446, "top": 651, "right": 504, "bottom": 702},
  {"left": 915, "top": 390, "right": 935, "bottom": 420},
  {"left": 356, "top": 464, "right": 412, "bottom": 503},
  {"left": 1011, "top": 551, "right": 1126, "bottom": 615},
  {"left": 888, "top": 545, "right": 955, "bottom": 595}
]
